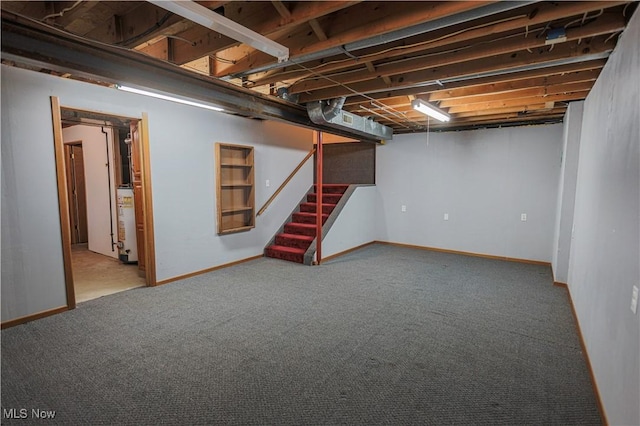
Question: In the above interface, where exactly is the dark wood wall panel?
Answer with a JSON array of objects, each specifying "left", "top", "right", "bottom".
[{"left": 316, "top": 142, "right": 375, "bottom": 184}]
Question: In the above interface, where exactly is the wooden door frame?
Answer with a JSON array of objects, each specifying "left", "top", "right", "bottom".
[
  {"left": 51, "top": 97, "right": 157, "bottom": 311},
  {"left": 64, "top": 141, "right": 88, "bottom": 244}
]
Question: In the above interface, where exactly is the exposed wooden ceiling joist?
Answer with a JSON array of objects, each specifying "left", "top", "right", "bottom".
[
  {"left": 215, "top": 1, "right": 493, "bottom": 77},
  {"left": 1, "top": 1, "right": 636, "bottom": 133},
  {"left": 247, "top": 1, "right": 626, "bottom": 89},
  {"left": 297, "top": 36, "right": 615, "bottom": 102}
]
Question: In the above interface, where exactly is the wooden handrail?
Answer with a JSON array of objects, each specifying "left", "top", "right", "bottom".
[{"left": 257, "top": 147, "right": 316, "bottom": 216}]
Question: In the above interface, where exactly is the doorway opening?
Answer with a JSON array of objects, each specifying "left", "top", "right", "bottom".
[{"left": 51, "top": 98, "right": 156, "bottom": 308}]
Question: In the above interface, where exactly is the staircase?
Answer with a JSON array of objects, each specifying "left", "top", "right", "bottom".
[{"left": 265, "top": 184, "right": 350, "bottom": 264}]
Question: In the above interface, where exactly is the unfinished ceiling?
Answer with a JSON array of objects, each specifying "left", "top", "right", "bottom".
[{"left": 1, "top": 1, "right": 637, "bottom": 134}]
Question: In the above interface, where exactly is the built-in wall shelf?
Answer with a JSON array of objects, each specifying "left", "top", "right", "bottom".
[{"left": 215, "top": 143, "right": 255, "bottom": 234}]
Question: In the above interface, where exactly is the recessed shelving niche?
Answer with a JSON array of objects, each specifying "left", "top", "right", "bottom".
[{"left": 215, "top": 143, "right": 255, "bottom": 234}]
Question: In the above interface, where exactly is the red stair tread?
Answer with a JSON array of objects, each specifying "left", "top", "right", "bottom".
[
  {"left": 294, "top": 212, "right": 328, "bottom": 217},
  {"left": 299, "top": 202, "right": 337, "bottom": 213},
  {"left": 292, "top": 212, "right": 329, "bottom": 224},
  {"left": 277, "top": 233, "right": 313, "bottom": 241},
  {"left": 300, "top": 202, "right": 336, "bottom": 207},
  {"left": 314, "top": 184, "right": 349, "bottom": 194},
  {"left": 286, "top": 223, "right": 316, "bottom": 229},
  {"left": 266, "top": 245, "right": 305, "bottom": 254},
  {"left": 284, "top": 222, "right": 317, "bottom": 237},
  {"left": 307, "top": 193, "right": 342, "bottom": 203},
  {"left": 265, "top": 245, "right": 306, "bottom": 263}
]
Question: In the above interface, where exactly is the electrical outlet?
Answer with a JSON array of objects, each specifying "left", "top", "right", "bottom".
[
  {"left": 266, "top": 179, "right": 270, "bottom": 187},
  {"left": 631, "top": 286, "right": 638, "bottom": 314},
  {"left": 444, "top": 213, "right": 449, "bottom": 221},
  {"left": 401, "top": 205, "right": 407, "bottom": 213},
  {"left": 521, "top": 213, "right": 527, "bottom": 222}
]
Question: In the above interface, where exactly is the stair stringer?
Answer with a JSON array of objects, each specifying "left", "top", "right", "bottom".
[{"left": 303, "top": 184, "right": 358, "bottom": 265}]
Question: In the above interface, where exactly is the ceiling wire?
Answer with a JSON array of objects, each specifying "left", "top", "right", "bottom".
[
  {"left": 164, "top": 35, "right": 196, "bottom": 46},
  {"left": 358, "top": 105, "right": 412, "bottom": 129},
  {"left": 117, "top": 12, "right": 173, "bottom": 46},
  {"left": 563, "top": 9, "right": 603, "bottom": 29},
  {"left": 290, "top": 58, "right": 426, "bottom": 130},
  {"left": 41, "top": 0, "right": 83, "bottom": 21},
  {"left": 213, "top": 55, "right": 236, "bottom": 64}
]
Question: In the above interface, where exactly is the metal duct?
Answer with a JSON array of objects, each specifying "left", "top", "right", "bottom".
[{"left": 307, "top": 98, "right": 393, "bottom": 141}]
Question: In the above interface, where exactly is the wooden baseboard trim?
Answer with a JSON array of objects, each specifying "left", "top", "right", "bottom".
[
  {"left": 561, "top": 285, "right": 608, "bottom": 426},
  {"left": 375, "top": 241, "right": 551, "bottom": 266},
  {"left": 1, "top": 306, "right": 69, "bottom": 329},
  {"left": 553, "top": 281, "right": 568, "bottom": 288},
  {"left": 318, "top": 241, "right": 376, "bottom": 264},
  {"left": 156, "top": 254, "right": 264, "bottom": 285}
]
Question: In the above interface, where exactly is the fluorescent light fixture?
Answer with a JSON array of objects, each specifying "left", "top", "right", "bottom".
[
  {"left": 411, "top": 99, "right": 450, "bottom": 122},
  {"left": 148, "top": 0, "right": 289, "bottom": 63},
  {"left": 117, "top": 85, "right": 224, "bottom": 112}
]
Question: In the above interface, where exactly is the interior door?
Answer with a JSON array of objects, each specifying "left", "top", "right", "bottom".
[
  {"left": 130, "top": 121, "right": 146, "bottom": 274},
  {"left": 65, "top": 143, "right": 88, "bottom": 244}
]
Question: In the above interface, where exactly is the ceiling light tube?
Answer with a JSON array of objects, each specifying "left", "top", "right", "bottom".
[
  {"left": 411, "top": 99, "right": 450, "bottom": 122},
  {"left": 117, "top": 85, "right": 224, "bottom": 112},
  {"left": 148, "top": 0, "right": 289, "bottom": 63}
]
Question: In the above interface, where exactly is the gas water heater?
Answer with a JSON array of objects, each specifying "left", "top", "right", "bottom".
[{"left": 116, "top": 187, "right": 138, "bottom": 263}]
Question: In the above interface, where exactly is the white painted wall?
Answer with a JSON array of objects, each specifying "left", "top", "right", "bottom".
[
  {"left": 63, "top": 125, "right": 118, "bottom": 258},
  {"left": 376, "top": 125, "right": 563, "bottom": 262},
  {"left": 566, "top": 9, "right": 640, "bottom": 425},
  {"left": 551, "top": 102, "right": 583, "bottom": 284},
  {"left": 321, "top": 186, "right": 380, "bottom": 259},
  {"left": 1, "top": 65, "right": 313, "bottom": 322},
  {"left": 1, "top": 69, "right": 69, "bottom": 320}
]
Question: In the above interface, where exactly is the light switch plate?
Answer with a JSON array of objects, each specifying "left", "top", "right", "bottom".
[
  {"left": 444, "top": 213, "right": 449, "bottom": 221},
  {"left": 521, "top": 213, "right": 527, "bottom": 222},
  {"left": 401, "top": 205, "right": 407, "bottom": 213},
  {"left": 266, "top": 179, "right": 270, "bottom": 187},
  {"left": 631, "top": 286, "right": 638, "bottom": 314}
]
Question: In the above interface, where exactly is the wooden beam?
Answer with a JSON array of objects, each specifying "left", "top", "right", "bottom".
[
  {"left": 297, "top": 36, "right": 614, "bottom": 102},
  {"left": 289, "top": 14, "right": 624, "bottom": 94},
  {"left": 82, "top": 3, "right": 223, "bottom": 46},
  {"left": 427, "top": 69, "right": 601, "bottom": 101},
  {"left": 437, "top": 81, "right": 595, "bottom": 108},
  {"left": 308, "top": 18, "right": 328, "bottom": 41},
  {"left": 446, "top": 91, "right": 589, "bottom": 114},
  {"left": 271, "top": 1, "right": 292, "bottom": 20},
  {"left": 451, "top": 104, "right": 552, "bottom": 118},
  {"left": 246, "top": 1, "right": 626, "bottom": 88},
  {"left": 139, "top": 38, "right": 170, "bottom": 61},
  {"left": 364, "top": 61, "right": 376, "bottom": 74},
  {"left": 168, "top": 1, "right": 360, "bottom": 65}
]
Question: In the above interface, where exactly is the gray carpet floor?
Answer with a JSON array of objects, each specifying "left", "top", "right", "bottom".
[{"left": 1, "top": 244, "right": 600, "bottom": 425}]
